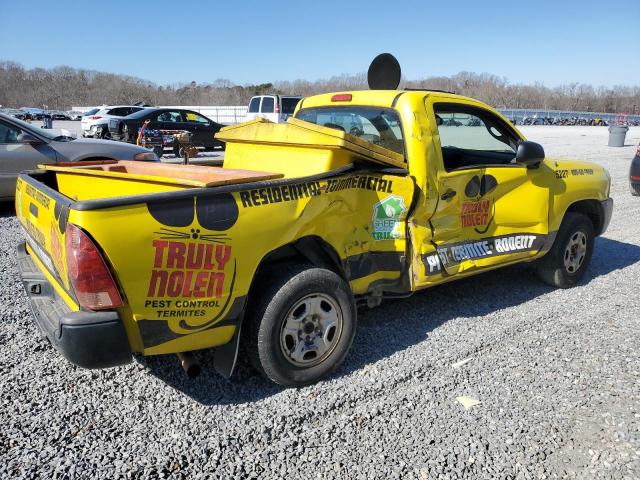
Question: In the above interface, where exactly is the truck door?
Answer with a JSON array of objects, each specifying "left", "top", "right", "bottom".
[
  {"left": 183, "top": 111, "right": 213, "bottom": 148},
  {"left": 259, "top": 96, "right": 276, "bottom": 122},
  {"left": 419, "top": 100, "right": 549, "bottom": 282}
]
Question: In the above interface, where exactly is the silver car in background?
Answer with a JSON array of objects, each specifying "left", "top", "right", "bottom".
[{"left": 0, "top": 113, "right": 158, "bottom": 199}]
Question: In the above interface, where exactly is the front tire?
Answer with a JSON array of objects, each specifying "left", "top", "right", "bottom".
[
  {"left": 152, "top": 146, "right": 164, "bottom": 158},
  {"left": 245, "top": 265, "right": 357, "bottom": 387},
  {"left": 534, "top": 213, "right": 594, "bottom": 288}
]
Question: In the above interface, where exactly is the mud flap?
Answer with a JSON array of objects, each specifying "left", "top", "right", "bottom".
[{"left": 213, "top": 321, "right": 242, "bottom": 378}]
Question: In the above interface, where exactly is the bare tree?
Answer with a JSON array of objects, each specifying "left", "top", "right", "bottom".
[{"left": 0, "top": 61, "right": 638, "bottom": 114}]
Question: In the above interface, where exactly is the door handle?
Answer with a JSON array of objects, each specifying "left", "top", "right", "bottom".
[{"left": 440, "top": 189, "right": 457, "bottom": 201}]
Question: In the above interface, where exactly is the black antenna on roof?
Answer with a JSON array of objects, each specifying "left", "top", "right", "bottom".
[{"left": 368, "top": 53, "right": 401, "bottom": 90}]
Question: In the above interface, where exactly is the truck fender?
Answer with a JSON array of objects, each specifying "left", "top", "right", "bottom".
[{"left": 559, "top": 199, "right": 609, "bottom": 236}]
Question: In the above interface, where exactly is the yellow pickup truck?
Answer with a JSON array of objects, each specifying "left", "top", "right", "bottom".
[{"left": 15, "top": 76, "right": 612, "bottom": 386}]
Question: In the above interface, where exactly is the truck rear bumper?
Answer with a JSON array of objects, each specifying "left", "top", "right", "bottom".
[{"left": 17, "top": 242, "right": 132, "bottom": 369}]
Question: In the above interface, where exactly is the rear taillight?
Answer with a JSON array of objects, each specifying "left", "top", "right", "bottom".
[
  {"left": 274, "top": 101, "right": 280, "bottom": 114},
  {"left": 65, "top": 223, "right": 123, "bottom": 310},
  {"left": 88, "top": 115, "right": 102, "bottom": 120}
]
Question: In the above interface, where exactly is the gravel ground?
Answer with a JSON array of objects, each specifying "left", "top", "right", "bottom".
[{"left": 1, "top": 126, "right": 639, "bottom": 479}]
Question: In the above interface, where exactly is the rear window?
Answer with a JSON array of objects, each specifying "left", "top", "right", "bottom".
[
  {"left": 248, "top": 97, "right": 260, "bottom": 113},
  {"left": 261, "top": 97, "right": 275, "bottom": 113},
  {"left": 296, "top": 106, "right": 405, "bottom": 155},
  {"left": 281, "top": 97, "right": 301, "bottom": 114},
  {"left": 83, "top": 108, "right": 99, "bottom": 116},
  {"left": 125, "top": 107, "right": 143, "bottom": 116}
]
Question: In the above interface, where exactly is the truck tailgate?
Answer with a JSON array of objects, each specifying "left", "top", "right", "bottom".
[{"left": 15, "top": 174, "right": 77, "bottom": 307}]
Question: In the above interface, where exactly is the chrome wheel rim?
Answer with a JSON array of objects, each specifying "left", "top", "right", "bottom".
[
  {"left": 279, "top": 293, "right": 343, "bottom": 367},
  {"left": 563, "top": 231, "right": 587, "bottom": 273}
]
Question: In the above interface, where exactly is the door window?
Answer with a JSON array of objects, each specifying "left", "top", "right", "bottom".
[
  {"left": 0, "top": 121, "right": 21, "bottom": 144},
  {"left": 184, "top": 112, "right": 210, "bottom": 124},
  {"left": 434, "top": 104, "right": 519, "bottom": 171},
  {"left": 155, "top": 111, "right": 185, "bottom": 123},
  {"left": 260, "top": 97, "right": 275, "bottom": 113}
]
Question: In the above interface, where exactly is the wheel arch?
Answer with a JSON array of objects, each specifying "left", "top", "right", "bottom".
[
  {"left": 564, "top": 199, "right": 606, "bottom": 236},
  {"left": 250, "top": 236, "right": 345, "bottom": 289},
  {"left": 244, "top": 236, "right": 346, "bottom": 314}
]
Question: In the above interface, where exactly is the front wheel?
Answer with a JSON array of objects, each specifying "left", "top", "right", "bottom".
[
  {"left": 152, "top": 146, "right": 164, "bottom": 158},
  {"left": 245, "top": 265, "right": 357, "bottom": 387},
  {"left": 534, "top": 213, "right": 594, "bottom": 288}
]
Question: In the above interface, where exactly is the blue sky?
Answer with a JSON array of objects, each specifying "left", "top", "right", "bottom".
[{"left": 2, "top": 0, "right": 639, "bottom": 87}]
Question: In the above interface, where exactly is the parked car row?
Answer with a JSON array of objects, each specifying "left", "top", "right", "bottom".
[
  {"left": 0, "top": 107, "right": 85, "bottom": 121},
  {"left": 508, "top": 116, "right": 640, "bottom": 127}
]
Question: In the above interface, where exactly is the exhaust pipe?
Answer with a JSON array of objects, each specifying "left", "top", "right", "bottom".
[{"left": 176, "top": 352, "right": 201, "bottom": 378}]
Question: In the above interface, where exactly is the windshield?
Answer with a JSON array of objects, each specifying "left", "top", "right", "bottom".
[
  {"left": 296, "top": 106, "right": 405, "bottom": 155},
  {"left": 83, "top": 108, "right": 100, "bottom": 116},
  {"left": 7, "top": 115, "right": 62, "bottom": 140}
]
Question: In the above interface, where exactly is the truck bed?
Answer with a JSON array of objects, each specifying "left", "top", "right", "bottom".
[{"left": 38, "top": 160, "right": 284, "bottom": 201}]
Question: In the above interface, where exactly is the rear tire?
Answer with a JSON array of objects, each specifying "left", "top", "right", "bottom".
[
  {"left": 534, "top": 213, "right": 594, "bottom": 288},
  {"left": 245, "top": 264, "right": 357, "bottom": 387}
]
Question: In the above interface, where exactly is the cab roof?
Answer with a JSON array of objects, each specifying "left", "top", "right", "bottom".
[{"left": 297, "top": 89, "right": 480, "bottom": 111}]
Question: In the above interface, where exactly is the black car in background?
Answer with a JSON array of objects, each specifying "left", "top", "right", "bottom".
[
  {"left": 109, "top": 108, "right": 225, "bottom": 151},
  {"left": 630, "top": 143, "right": 640, "bottom": 196}
]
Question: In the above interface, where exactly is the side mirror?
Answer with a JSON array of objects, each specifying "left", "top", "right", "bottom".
[
  {"left": 17, "top": 132, "right": 43, "bottom": 144},
  {"left": 515, "top": 141, "right": 544, "bottom": 168}
]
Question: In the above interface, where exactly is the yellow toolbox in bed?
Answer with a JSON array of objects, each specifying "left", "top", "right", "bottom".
[{"left": 216, "top": 118, "right": 406, "bottom": 178}]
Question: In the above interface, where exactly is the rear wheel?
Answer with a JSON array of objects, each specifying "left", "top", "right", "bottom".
[
  {"left": 534, "top": 213, "right": 594, "bottom": 288},
  {"left": 245, "top": 265, "right": 356, "bottom": 387}
]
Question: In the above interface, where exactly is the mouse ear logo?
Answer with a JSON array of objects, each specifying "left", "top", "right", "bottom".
[
  {"left": 464, "top": 175, "right": 497, "bottom": 198},
  {"left": 194, "top": 194, "right": 239, "bottom": 231},
  {"left": 146, "top": 193, "right": 239, "bottom": 231}
]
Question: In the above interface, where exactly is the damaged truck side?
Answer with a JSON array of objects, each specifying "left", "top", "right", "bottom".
[{"left": 16, "top": 90, "right": 612, "bottom": 386}]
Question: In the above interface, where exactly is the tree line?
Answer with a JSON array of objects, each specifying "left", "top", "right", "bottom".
[{"left": 1, "top": 61, "right": 638, "bottom": 114}]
